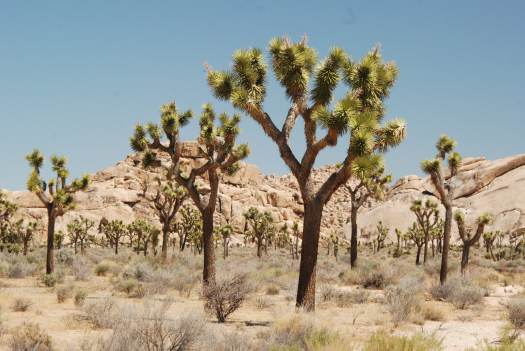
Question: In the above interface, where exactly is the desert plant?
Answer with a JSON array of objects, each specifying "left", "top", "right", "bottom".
[
  {"left": 243, "top": 207, "right": 275, "bottom": 258},
  {"left": 421, "top": 135, "right": 461, "bottom": 285},
  {"left": 40, "top": 273, "right": 58, "bottom": 287},
  {"left": 74, "top": 289, "right": 88, "bottom": 307},
  {"left": 385, "top": 279, "right": 422, "bottom": 326},
  {"left": 9, "top": 322, "right": 53, "bottom": 351},
  {"left": 56, "top": 285, "right": 74, "bottom": 303},
  {"left": 202, "top": 274, "right": 250, "bottom": 322},
  {"left": 410, "top": 199, "right": 440, "bottom": 264},
  {"left": 507, "top": 298, "right": 525, "bottom": 333},
  {"left": 84, "top": 298, "right": 118, "bottom": 329},
  {"left": 374, "top": 221, "right": 389, "bottom": 252},
  {"left": 455, "top": 211, "right": 492, "bottom": 274},
  {"left": 406, "top": 222, "right": 425, "bottom": 265},
  {"left": 208, "top": 37, "right": 405, "bottom": 310},
  {"left": 25, "top": 150, "right": 89, "bottom": 273},
  {"left": 72, "top": 256, "right": 91, "bottom": 281},
  {"left": 346, "top": 156, "right": 391, "bottom": 267},
  {"left": 67, "top": 216, "right": 95, "bottom": 255},
  {"left": 363, "top": 332, "right": 442, "bottom": 351},
  {"left": 100, "top": 220, "right": 127, "bottom": 255},
  {"left": 12, "top": 297, "right": 33, "bottom": 312},
  {"left": 131, "top": 103, "right": 249, "bottom": 286}
]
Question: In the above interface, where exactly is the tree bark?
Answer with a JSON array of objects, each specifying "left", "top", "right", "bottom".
[
  {"left": 350, "top": 206, "right": 358, "bottom": 268},
  {"left": 202, "top": 209, "right": 216, "bottom": 286},
  {"left": 114, "top": 240, "right": 119, "bottom": 255},
  {"left": 257, "top": 237, "right": 262, "bottom": 258},
  {"left": 461, "top": 243, "right": 470, "bottom": 275},
  {"left": 440, "top": 204, "right": 452, "bottom": 285},
  {"left": 423, "top": 230, "right": 429, "bottom": 264},
  {"left": 416, "top": 245, "right": 422, "bottom": 265},
  {"left": 161, "top": 224, "right": 169, "bottom": 262},
  {"left": 296, "top": 201, "right": 322, "bottom": 311},
  {"left": 46, "top": 206, "right": 55, "bottom": 275}
]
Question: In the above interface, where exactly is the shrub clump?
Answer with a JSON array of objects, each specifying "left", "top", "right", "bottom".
[
  {"left": 508, "top": 298, "right": 525, "bottom": 331},
  {"left": 56, "top": 285, "right": 74, "bottom": 303},
  {"left": 202, "top": 274, "right": 250, "bottom": 323},
  {"left": 430, "top": 277, "right": 485, "bottom": 309},
  {"left": 9, "top": 322, "right": 53, "bottom": 351},
  {"left": 12, "top": 298, "right": 33, "bottom": 312},
  {"left": 74, "top": 289, "right": 88, "bottom": 307},
  {"left": 363, "top": 332, "right": 442, "bottom": 351}
]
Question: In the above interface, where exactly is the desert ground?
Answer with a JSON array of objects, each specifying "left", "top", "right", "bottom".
[{"left": 0, "top": 244, "right": 523, "bottom": 351}]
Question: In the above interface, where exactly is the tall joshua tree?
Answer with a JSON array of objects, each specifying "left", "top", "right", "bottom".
[
  {"left": 410, "top": 199, "right": 440, "bottom": 264},
  {"left": 101, "top": 219, "right": 127, "bottom": 255},
  {"left": 421, "top": 135, "right": 461, "bottom": 285},
  {"left": 345, "top": 155, "right": 391, "bottom": 267},
  {"left": 454, "top": 211, "right": 491, "bottom": 274},
  {"left": 207, "top": 37, "right": 405, "bottom": 310},
  {"left": 406, "top": 222, "right": 425, "bottom": 265},
  {"left": 25, "top": 150, "right": 89, "bottom": 274},
  {"left": 130, "top": 103, "right": 249, "bottom": 285},
  {"left": 150, "top": 178, "right": 187, "bottom": 261}
]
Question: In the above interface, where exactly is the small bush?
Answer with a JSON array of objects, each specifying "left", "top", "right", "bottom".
[
  {"left": 363, "top": 332, "right": 442, "bottom": 351},
  {"left": 172, "top": 272, "right": 199, "bottom": 297},
  {"left": 356, "top": 261, "right": 395, "bottom": 289},
  {"left": 385, "top": 277, "right": 423, "bottom": 326},
  {"left": 122, "top": 262, "right": 153, "bottom": 282},
  {"left": 347, "top": 289, "right": 370, "bottom": 304},
  {"left": 202, "top": 274, "right": 250, "bottom": 323},
  {"left": 94, "top": 261, "right": 112, "bottom": 276},
  {"left": 72, "top": 257, "right": 91, "bottom": 281},
  {"left": 12, "top": 298, "right": 33, "bottom": 312},
  {"left": 40, "top": 274, "right": 57, "bottom": 287},
  {"left": 421, "top": 303, "right": 446, "bottom": 321},
  {"left": 56, "top": 285, "right": 74, "bottom": 303},
  {"left": 255, "top": 296, "right": 272, "bottom": 309},
  {"left": 8, "top": 262, "right": 33, "bottom": 279},
  {"left": 9, "top": 322, "right": 53, "bottom": 351},
  {"left": 508, "top": 298, "right": 525, "bottom": 330},
  {"left": 265, "top": 284, "right": 280, "bottom": 295},
  {"left": 430, "top": 277, "right": 485, "bottom": 309},
  {"left": 84, "top": 298, "right": 117, "bottom": 329},
  {"left": 74, "top": 289, "right": 88, "bottom": 307}
]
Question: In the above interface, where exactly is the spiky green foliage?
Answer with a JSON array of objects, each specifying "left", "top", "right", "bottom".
[
  {"left": 455, "top": 210, "right": 492, "bottom": 273},
  {"left": 174, "top": 204, "right": 202, "bottom": 252},
  {"left": 67, "top": 216, "right": 95, "bottom": 254},
  {"left": 243, "top": 207, "right": 275, "bottom": 258},
  {"left": 100, "top": 219, "right": 127, "bottom": 255},
  {"left": 126, "top": 219, "right": 157, "bottom": 255},
  {"left": 410, "top": 199, "right": 440, "bottom": 264},
  {"left": 207, "top": 35, "right": 405, "bottom": 311}
]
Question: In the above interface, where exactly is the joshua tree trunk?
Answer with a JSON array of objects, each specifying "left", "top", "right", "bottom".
[
  {"left": 256, "top": 237, "right": 262, "bottom": 258},
  {"left": 423, "top": 231, "right": 429, "bottom": 264},
  {"left": 461, "top": 244, "right": 470, "bottom": 275},
  {"left": 202, "top": 209, "right": 216, "bottom": 286},
  {"left": 223, "top": 238, "right": 228, "bottom": 259},
  {"left": 23, "top": 241, "right": 29, "bottom": 256},
  {"left": 296, "top": 200, "right": 322, "bottom": 311},
  {"left": 74, "top": 241, "right": 78, "bottom": 254},
  {"left": 80, "top": 239, "right": 85, "bottom": 255},
  {"left": 416, "top": 245, "right": 422, "bottom": 265},
  {"left": 114, "top": 240, "right": 119, "bottom": 255},
  {"left": 46, "top": 206, "right": 55, "bottom": 275},
  {"left": 350, "top": 206, "right": 358, "bottom": 268},
  {"left": 161, "top": 224, "right": 169, "bottom": 262},
  {"left": 440, "top": 204, "right": 452, "bottom": 285}
]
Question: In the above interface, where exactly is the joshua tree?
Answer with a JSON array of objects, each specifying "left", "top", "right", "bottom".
[
  {"left": 175, "top": 205, "right": 202, "bottom": 252},
  {"left": 243, "top": 207, "right": 275, "bottom": 258},
  {"left": 483, "top": 231, "right": 499, "bottom": 261},
  {"left": 100, "top": 219, "right": 127, "bottom": 255},
  {"left": 410, "top": 199, "right": 440, "bottom": 264},
  {"left": 291, "top": 222, "right": 301, "bottom": 260},
  {"left": 345, "top": 155, "right": 391, "bottom": 267},
  {"left": 67, "top": 216, "right": 95, "bottom": 255},
  {"left": 127, "top": 219, "right": 154, "bottom": 256},
  {"left": 25, "top": 150, "right": 89, "bottom": 273},
  {"left": 421, "top": 135, "right": 461, "bottom": 285},
  {"left": 454, "top": 211, "right": 492, "bottom": 274},
  {"left": 0, "top": 191, "right": 17, "bottom": 230},
  {"left": 131, "top": 103, "right": 249, "bottom": 285},
  {"left": 374, "top": 221, "right": 388, "bottom": 252},
  {"left": 149, "top": 178, "right": 187, "bottom": 261},
  {"left": 207, "top": 37, "right": 405, "bottom": 310},
  {"left": 217, "top": 224, "right": 233, "bottom": 259},
  {"left": 330, "top": 234, "right": 340, "bottom": 261},
  {"left": 406, "top": 222, "right": 425, "bottom": 265}
]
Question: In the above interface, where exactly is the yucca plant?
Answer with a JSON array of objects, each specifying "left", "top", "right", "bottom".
[
  {"left": 207, "top": 36, "right": 405, "bottom": 310},
  {"left": 410, "top": 199, "right": 440, "bottom": 264},
  {"left": 100, "top": 219, "right": 127, "bottom": 255},
  {"left": 67, "top": 216, "right": 95, "bottom": 255},
  {"left": 454, "top": 211, "right": 492, "bottom": 274},
  {"left": 25, "top": 150, "right": 89, "bottom": 273},
  {"left": 243, "top": 207, "right": 275, "bottom": 258},
  {"left": 130, "top": 103, "right": 249, "bottom": 285},
  {"left": 345, "top": 155, "right": 391, "bottom": 267},
  {"left": 421, "top": 135, "right": 461, "bottom": 285}
]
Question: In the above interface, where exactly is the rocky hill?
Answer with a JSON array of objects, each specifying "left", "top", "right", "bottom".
[{"left": 4, "top": 143, "right": 525, "bottom": 245}]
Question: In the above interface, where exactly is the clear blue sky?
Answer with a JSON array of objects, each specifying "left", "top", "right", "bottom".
[{"left": 1, "top": 0, "right": 523, "bottom": 190}]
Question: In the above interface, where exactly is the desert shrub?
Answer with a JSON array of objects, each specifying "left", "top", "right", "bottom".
[
  {"left": 84, "top": 298, "right": 118, "bottom": 329},
  {"left": 202, "top": 274, "right": 250, "bottom": 323},
  {"left": 56, "top": 249, "right": 75, "bottom": 265},
  {"left": 0, "top": 260, "right": 10, "bottom": 277},
  {"left": 8, "top": 261, "right": 35, "bottom": 279},
  {"left": 265, "top": 315, "right": 349, "bottom": 350},
  {"left": 449, "top": 280, "right": 485, "bottom": 309},
  {"left": 429, "top": 283, "right": 454, "bottom": 301},
  {"left": 508, "top": 298, "right": 525, "bottom": 331},
  {"left": 363, "top": 332, "right": 442, "bottom": 351},
  {"left": 56, "top": 285, "right": 74, "bottom": 303},
  {"left": 347, "top": 289, "right": 370, "bottom": 304},
  {"left": 319, "top": 285, "right": 337, "bottom": 303},
  {"left": 94, "top": 260, "right": 119, "bottom": 276},
  {"left": 357, "top": 261, "right": 395, "bottom": 289},
  {"left": 421, "top": 303, "right": 446, "bottom": 321},
  {"left": 385, "top": 276, "right": 424, "bottom": 326},
  {"left": 172, "top": 271, "right": 199, "bottom": 297},
  {"left": 122, "top": 262, "right": 153, "bottom": 282},
  {"left": 74, "top": 289, "right": 88, "bottom": 307},
  {"left": 40, "top": 274, "right": 57, "bottom": 287},
  {"left": 9, "top": 322, "right": 53, "bottom": 351},
  {"left": 266, "top": 284, "right": 280, "bottom": 295},
  {"left": 72, "top": 257, "right": 91, "bottom": 281},
  {"left": 12, "top": 298, "right": 33, "bottom": 312},
  {"left": 475, "top": 341, "right": 525, "bottom": 351}
]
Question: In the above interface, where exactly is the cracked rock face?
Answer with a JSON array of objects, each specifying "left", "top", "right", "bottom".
[{"left": 3, "top": 144, "right": 525, "bottom": 245}]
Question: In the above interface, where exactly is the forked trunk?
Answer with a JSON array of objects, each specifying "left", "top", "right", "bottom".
[
  {"left": 440, "top": 204, "right": 453, "bottom": 285},
  {"left": 296, "top": 201, "right": 322, "bottom": 311},
  {"left": 46, "top": 206, "right": 55, "bottom": 275},
  {"left": 350, "top": 207, "right": 358, "bottom": 268},
  {"left": 202, "top": 210, "right": 216, "bottom": 286}
]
